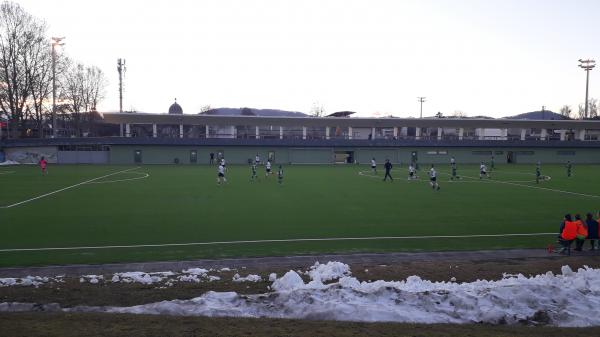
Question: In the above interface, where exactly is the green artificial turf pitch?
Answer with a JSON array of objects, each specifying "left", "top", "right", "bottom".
[{"left": 0, "top": 163, "right": 598, "bottom": 267}]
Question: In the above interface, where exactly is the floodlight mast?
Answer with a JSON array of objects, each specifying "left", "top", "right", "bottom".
[
  {"left": 51, "top": 37, "right": 65, "bottom": 138},
  {"left": 579, "top": 59, "right": 596, "bottom": 119}
]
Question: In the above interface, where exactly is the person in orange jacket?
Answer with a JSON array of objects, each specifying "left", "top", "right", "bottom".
[
  {"left": 557, "top": 214, "right": 578, "bottom": 253},
  {"left": 574, "top": 214, "right": 588, "bottom": 251}
]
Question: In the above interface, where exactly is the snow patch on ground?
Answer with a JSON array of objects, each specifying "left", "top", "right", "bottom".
[
  {"left": 80, "top": 275, "right": 104, "bottom": 284},
  {"left": 0, "top": 276, "right": 57, "bottom": 288},
  {"left": 232, "top": 274, "right": 262, "bottom": 282},
  {"left": 0, "top": 160, "right": 20, "bottom": 166}
]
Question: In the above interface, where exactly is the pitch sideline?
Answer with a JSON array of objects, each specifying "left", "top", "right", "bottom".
[{"left": 0, "top": 232, "right": 557, "bottom": 253}]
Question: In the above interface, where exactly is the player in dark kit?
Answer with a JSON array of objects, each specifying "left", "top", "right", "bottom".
[
  {"left": 277, "top": 165, "right": 284, "bottom": 184},
  {"left": 566, "top": 161, "right": 572, "bottom": 178},
  {"left": 251, "top": 163, "right": 258, "bottom": 181},
  {"left": 536, "top": 162, "right": 541, "bottom": 184},
  {"left": 383, "top": 159, "right": 393, "bottom": 182}
]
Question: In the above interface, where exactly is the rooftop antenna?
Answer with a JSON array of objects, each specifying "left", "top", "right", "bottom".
[{"left": 417, "top": 97, "right": 426, "bottom": 118}]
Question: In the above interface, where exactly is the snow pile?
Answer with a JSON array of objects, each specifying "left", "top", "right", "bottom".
[
  {"left": 80, "top": 275, "right": 104, "bottom": 284},
  {"left": 308, "top": 261, "right": 351, "bottom": 283},
  {"left": 268, "top": 273, "right": 277, "bottom": 282},
  {"left": 232, "top": 274, "right": 262, "bottom": 283},
  {"left": 88, "top": 264, "right": 600, "bottom": 327},
  {"left": 111, "top": 272, "right": 172, "bottom": 285},
  {"left": 0, "top": 276, "right": 53, "bottom": 288},
  {"left": 0, "top": 160, "right": 19, "bottom": 166}
]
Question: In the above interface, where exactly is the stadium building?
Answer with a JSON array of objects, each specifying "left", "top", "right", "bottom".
[{"left": 2, "top": 101, "right": 600, "bottom": 165}]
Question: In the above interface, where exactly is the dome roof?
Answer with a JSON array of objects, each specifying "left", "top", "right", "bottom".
[{"left": 168, "top": 100, "right": 183, "bottom": 114}]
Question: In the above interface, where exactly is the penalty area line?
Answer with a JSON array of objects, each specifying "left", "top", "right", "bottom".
[
  {"left": 0, "top": 167, "right": 141, "bottom": 209},
  {"left": 0, "top": 232, "right": 557, "bottom": 253}
]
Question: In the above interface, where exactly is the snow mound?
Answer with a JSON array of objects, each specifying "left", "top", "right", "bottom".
[
  {"left": 268, "top": 273, "right": 277, "bottom": 282},
  {"left": 0, "top": 160, "right": 19, "bottom": 166},
  {"left": 111, "top": 272, "right": 166, "bottom": 285},
  {"left": 232, "top": 274, "right": 262, "bottom": 283},
  {"left": 0, "top": 276, "right": 51, "bottom": 288},
  {"left": 80, "top": 275, "right": 104, "bottom": 284},
  {"left": 78, "top": 264, "right": 600, "bottom": 327},
  {"left": 308, "top": 261, "right": 351, "bottom": 283}
]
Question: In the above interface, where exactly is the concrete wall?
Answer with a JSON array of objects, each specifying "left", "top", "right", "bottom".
[
  {"left": 57, "top": 151, "right": 109, "bottom": 164},
  {"left": 107, "top": 145, "right": 600, "bottom": 165}
]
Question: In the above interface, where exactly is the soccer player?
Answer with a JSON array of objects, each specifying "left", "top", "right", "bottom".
[
  {"left": 39, "top": 156, "right": 47, "bottom": 175},
  {"left": 490, "top": 155, "right": 495, "bottom": 170},
  {"left": 209, "top": 152, "right": 215, "bottom": 165},
  {"left": 450, "top": 156, "right": 456, "bottom": 167},
  {"left": 451, "top": 162, "right": 458, "bottom": 181},
  {"left": 566, "top": 161, "right": 572, "bottom": 178},
  {"left": 277, "top": 165, "right": 284, "bottom": 184},
  {"left": 371, "top": 157, "right": 377, "bottom": 174},
  {"left": 408, "top": 163, "right": 416, "bottom": 180},
  {"left": 220, "top": 157, "right": 226, "bottom": 167},
  {"left": 429, "top": 164, "right": 440, "bottom": 191},
  {"left": 479, "top": 162, "right": 489, "bottom": 179},
  {"left": 255, "top": 154, "right": 261, "bottom": 165},
  {"left": 536, "top": 161, "right": 541, "bottom": 184},
  {"left": 383, "top": 159, "right": 393, "bottom": 182},
  {"left": 217, "top": 164, "right": 227, "bottom": 185},
  {"left": 251, "top": 162, "right": 258, "bottom": 181},
  {"left": 265, "top": 160, "right": 272, "bottom": 177}
]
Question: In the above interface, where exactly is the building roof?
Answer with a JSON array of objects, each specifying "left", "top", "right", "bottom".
[
  {"left": 168, "top": 101, "right": 183, "bottom": 115},
  {"left": 98, "top": 112, "right": 600, "bottom": 130}
]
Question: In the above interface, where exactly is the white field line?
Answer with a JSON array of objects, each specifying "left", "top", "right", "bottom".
[
  {"left": 88, "top": 172, "right": 149, "bottom": 184},
  {"left": 359, "top": 170, "right": 535, "bottom": 184},
  {"left": 448, "top": 172, "right": 600, "bottom": 199},
  {"left": 0, "top": 167, "right": 140, "bottom": 209},
  {"left": 0, "top": 171, "right": 15, "bottom": 175},
  {"left": 0, "top": 232, "right": 557, "bottom": 253}
]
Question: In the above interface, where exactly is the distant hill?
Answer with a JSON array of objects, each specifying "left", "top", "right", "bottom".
[
  {"left": 504, "top": 110, "right": 568, "bottom": 120},
  {"left": 200, "top": 108, "right": 307, "bottom": 117}
]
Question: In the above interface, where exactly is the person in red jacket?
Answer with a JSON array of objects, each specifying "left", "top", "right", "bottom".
[
  {"left": 557, "top": 214, "right": 578, "bottom": 254},
  {"left": 39, "top": 156, "right": 47, "bottom": 175}
]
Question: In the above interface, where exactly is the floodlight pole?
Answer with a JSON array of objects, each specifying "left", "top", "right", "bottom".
[
  {"left": 51, "top": 37, "right": 64, "bottom": 138},
  {"left": 579, "top": 59, "right": 595, "bottom": 119},
  {"left": 417, "top": 97, "right": 426, "bottom": 118}
]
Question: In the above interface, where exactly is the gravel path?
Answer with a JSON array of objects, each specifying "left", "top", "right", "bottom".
[{"left": 2, "top": 248, "right": 589, "bottom": 278}]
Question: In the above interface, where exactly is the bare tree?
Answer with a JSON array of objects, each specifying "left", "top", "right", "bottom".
[
  {"left": 62, "top": 62, "right": 107, "bottom": 135},
  {"left": 310, "top": 102, "right": 325, "bottom": 117},
  {"left": 559, "top": 105, "right": 572, "bottom": 119},
  {"left": 451, "top": 110, "right": 467, "bottom": 118},
  {"left": 0, "top": 1, "right": 48, "bottom": 137},
  {"left": 240, "top": 107, "right": 255, "bottom": 116},
  {"left": 199, "top": 105, "right": 212, "bottom": 114},
  {"left": 578, "top": 98, "right": 598, "bottom": 119}
]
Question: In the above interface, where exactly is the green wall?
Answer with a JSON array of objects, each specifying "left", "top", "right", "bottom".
[{"left": 108, "top": 145, "right": 600, "bottom": 165}]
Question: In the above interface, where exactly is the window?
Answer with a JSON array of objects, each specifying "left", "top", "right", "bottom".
[
  {"left": 426, "top": 150, "right": 448, "bottom": 155},
  {"left": 472, "top": 151, "right": 492, "bottom": 155},
  {"left": 514, "top": 151, "right": 534, "bottom": 155}
]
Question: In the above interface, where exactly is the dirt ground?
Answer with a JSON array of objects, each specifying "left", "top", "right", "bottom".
[{"left": 1, "top": 254, "right": 599, "bottom": 336}]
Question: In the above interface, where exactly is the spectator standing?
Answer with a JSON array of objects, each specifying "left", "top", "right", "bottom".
[{"left": 585, "top": 213, "right": 599, "bottom": 250}]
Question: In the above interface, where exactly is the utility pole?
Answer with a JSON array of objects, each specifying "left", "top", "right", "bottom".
[
  {"left": 51, "top": 37, "right": 65, "bottom": 138},
  {"left": 117, "top": 58, "right": 126, "bottom": 136},
  {"left": 579, "top": 59, "right": 595, "bottom": 119},
  {"left": 417, "top": 97, "right": 426, "bottom": 118}
]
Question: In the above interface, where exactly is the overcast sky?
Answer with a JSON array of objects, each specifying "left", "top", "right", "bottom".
[{"left": 16, "top": 0, "right": 600, "bottom": 117}]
